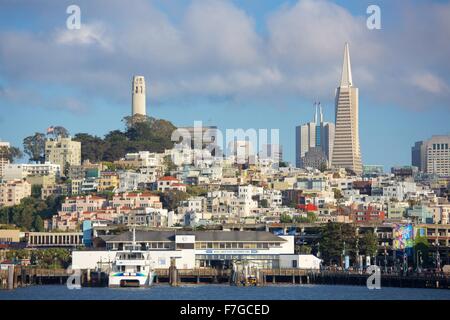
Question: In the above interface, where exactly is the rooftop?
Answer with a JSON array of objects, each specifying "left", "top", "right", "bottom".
[{"left": 102, "top": 230, "right": 287, "bottom": 243}]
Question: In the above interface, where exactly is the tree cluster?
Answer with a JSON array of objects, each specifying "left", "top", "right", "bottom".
[
  {"left": 0, "top": 195, "right": 63, "bottom": 231},
  {"left": 20, "top": 116, "right": 177, "bottom": 164},
  {"left": 74, "top": 116, "right": 176, "bottom": 162}
]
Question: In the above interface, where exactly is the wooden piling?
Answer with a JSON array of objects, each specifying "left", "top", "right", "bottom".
[{"left": 7, "top": 266, "right": 14, "bottom": 290}]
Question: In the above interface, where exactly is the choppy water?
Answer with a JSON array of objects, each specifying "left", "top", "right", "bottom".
[{"left": 1, "top": 284, "right": 449, "bottom": 300}]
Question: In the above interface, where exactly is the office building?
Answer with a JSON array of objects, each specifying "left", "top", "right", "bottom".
[
  {"left": 412, "top": 135, "right": 450, "bottom": 175},
  {"left": 295, "top": 103, "right": 334, "bottom": 168},
  {"left": 331, "top": 43, "right": 363, "bottom": 175}
]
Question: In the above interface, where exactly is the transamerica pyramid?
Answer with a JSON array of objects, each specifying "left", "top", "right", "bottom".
[{"left": 331, "top": 43, "right": 363, "bottom": 175}]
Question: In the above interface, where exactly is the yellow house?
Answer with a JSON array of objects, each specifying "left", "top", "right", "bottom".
[{"left": 97, "top": 173, "right": 119, "bottom": 192}]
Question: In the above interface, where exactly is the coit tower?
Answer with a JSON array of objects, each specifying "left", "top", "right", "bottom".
[{"left": 131, "top": 75, "right": 146, "bottom": 116}]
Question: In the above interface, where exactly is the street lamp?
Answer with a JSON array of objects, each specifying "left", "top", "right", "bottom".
[
  {"left": 383, "top": 244, "right": 388, "bottom": 274},
  {"left": 342, "top": 241, "right": 346, "bottom": 270},
  {"left": 355, "top": 238, "right": 360, "bottom": 271},
  {"left": 433, "top": 240, "right": 441, "bottom": 272},
  {"left": 416, "top": 251, "right": 423, "bottom": 274}
]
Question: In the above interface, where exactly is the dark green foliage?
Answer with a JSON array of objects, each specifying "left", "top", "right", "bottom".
[
  {"left": 30, "top": 248, "right": 71, "bottom": 268},
  {"left": 186, "top": 185, "right": 208, "bottom": 197},
  {"left": 360, "top": 232, "right": 379, "bottom": 257},
  {"left": 23, "top": 132, "right": 46, "bottom": 163},
  {"left": 414, "top": 235, "right": 430, "bottom": 267},
  {"left": 280, "top": 213, "right": 292, "bottom": 223},
  {"left": 294, "top": 212, "right": 317, "bottom": 223},
  {"left": 73, "top": 133, "right": 105, "bottom": 162},
  {"left": 0, "top": 195, "right": 63, "bottom": 231},
  {"left": 159, "top": 190, "right": 190, "bottom": 211},
  {"left": 319, "top": 222, "right": 357, "bottom": 265},
  {"left": 260, "top": 199, "right": 269, "bottom": 208},
  {"left": 74, "top": 116, "right": 176, "bottom": 162},
  {"left": 0, "top": 145, "right": 23, "bottom": 162},
  {"left": 31, "top": 184, "right": 42, "bottom": 199}
]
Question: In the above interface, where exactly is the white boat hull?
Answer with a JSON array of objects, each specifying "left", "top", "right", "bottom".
[{"left": 108, "top": 271, "right": 154, "bottom": 288}]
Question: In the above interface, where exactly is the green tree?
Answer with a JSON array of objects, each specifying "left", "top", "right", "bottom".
[
  {"left": 23, "top": 132, "right": 46, "bottom": 163},
  {"left": 280, "top": 213, "right": 292, "bottom": 223},
  {"left": 414, "top": 235, "right": 430, "bottom": 267},
  {"left": 360, "top": 232, "right": 379, "bottom": 257},
  {"left": 52, "top": 126, "right": 69, "bottom": 138},
  {"left": 161, "top": 190, "right": 189, "bottom": 211},
  {"left": 73, "top": 133, "right": 105, "bottom": 162},
  {"left": 0, "top": 145, "right": 23, "bottom": 162},
  {"left": 319, "top": 222, "right": 357, "bottom": 266},
  {"left": 260, "top": 199, "right": 269, "bottom": 208},
  {"left": 186, "top": 185, "right": 207, "bottom": 197},
  {"left": 296, "top": 245, "right": 312, "bottom": 254},
  {"left": 31, "top": 184, "right": 42, "bottom": 199},
  {"left": 163, "top": 155, "right": 177, "bottom": 175},
  {"left": 33, "top": 215, "right": 44, "bottom": 232},
  {"left": 6, "top": 249, "right": 29, "bottom": 261},
  {"left": 333, "top": 188, "right": 344, "bottom": 201}
]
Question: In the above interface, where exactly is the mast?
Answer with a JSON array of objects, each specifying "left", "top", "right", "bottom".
[{"left": 132, "top": 226, "right": 136, "bottom": 250}]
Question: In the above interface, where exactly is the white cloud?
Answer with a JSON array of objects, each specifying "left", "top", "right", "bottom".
[
  {"left": 54, "top": 23, "right": 112, "bottom": 51},
  {"left": 0, "top": 0, "right": 449, "bottom": 113},
  {"left": 410, "top": 72, "right": 449, "bottom": 94}
]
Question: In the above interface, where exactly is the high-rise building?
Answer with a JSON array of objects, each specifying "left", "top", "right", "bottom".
[
  {"left": 295, "top": 103, "right": 334, "bottom": 168},
  {"left": 132, "top": 75, "right": 146, "bottom": 116},
  {"left": 228, "top": 139, "right": 255, "bottom": 165},
  {"left": 331, "top": 42, "right": 363, "bottom": 175},
  {"left": 260, "top": 144, "right": 283, "bottom": 163},
  {"left": 45, "top": 137, "right": 81, "bottom": 175},
  {"left": 0, "top": 140, "right": 11, "bottom": 179},
  {"left": 412, "top": 135, "right": 450, "bottom": 175}
]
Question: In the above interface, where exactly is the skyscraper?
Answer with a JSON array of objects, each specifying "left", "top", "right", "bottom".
[
  {"left": 132, "top": 75, "right": 146, "bottom": 116},
  {"left": 412, "top": 135, "right": 450, "bottom": 175},
  {"left": 295, "top": 103, "right": 334, "bottom": 168},
  {"left": 331, "top": 43, "right": 362, "bottom": 175}
]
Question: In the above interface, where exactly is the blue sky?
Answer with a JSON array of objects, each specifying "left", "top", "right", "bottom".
[{"left": 0, "top": 0, "right": 449, "bottom": 169}]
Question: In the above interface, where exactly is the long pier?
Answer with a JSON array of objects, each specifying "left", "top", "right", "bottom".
[{"left": 1, "top": 267, "right": 449, "bottom": 290}]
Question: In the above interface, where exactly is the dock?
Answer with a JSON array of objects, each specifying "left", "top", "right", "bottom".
[{"left": 1, "top": 267, "right": 449, "bottom": 289}]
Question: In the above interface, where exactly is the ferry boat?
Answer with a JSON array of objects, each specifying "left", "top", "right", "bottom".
[{"left": 108, "top": 228, "right": 154, "bottom": 288}]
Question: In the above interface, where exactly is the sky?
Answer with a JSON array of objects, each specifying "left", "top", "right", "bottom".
[{"left": 0, "top": 0, "right": 449, "bottom": 169}]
